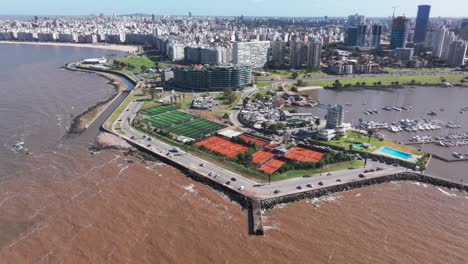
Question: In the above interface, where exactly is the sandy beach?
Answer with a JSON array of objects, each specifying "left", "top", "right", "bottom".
[
  {"left": 0, "top": 40, "right": 140, "bottom": 53},
  {"left": 297, "top": 86, "right": 323, "bottom": 92}
]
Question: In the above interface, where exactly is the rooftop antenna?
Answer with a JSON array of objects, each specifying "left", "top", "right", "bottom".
[{"left": 392, "top": 6, "right": 399, "bottom": 19}]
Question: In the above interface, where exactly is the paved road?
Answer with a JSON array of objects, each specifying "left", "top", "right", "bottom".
[{"left": 113, "top": 101, "right": 408, "bottom": 200}]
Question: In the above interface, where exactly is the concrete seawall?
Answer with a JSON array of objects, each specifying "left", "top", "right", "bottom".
[{"left": 260, "top": 172, "right": 468, "bottom": 210}]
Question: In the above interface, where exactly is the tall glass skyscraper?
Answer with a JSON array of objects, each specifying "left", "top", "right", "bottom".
[
  {"left": 414, "top": 5, "right": 431, "bottom": 44},
  {"left": 391, "top": 16, "right": 410, "bottom": 49}
]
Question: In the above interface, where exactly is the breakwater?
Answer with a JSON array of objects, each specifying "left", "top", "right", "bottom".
[{"left": 260, "top": 172, "right": 468, "bottom": 211}]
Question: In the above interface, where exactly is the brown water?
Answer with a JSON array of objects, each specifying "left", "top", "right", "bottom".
[{"left": 0, "top": 44, "right": 467, "bottom": 263}]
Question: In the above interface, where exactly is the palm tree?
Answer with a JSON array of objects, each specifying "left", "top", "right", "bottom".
[{"left": 367, "top": 130, "right": 374, "bottom": 143}]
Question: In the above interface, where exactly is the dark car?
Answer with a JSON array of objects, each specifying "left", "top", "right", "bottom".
[
  {"left": 369, "top": 169, "right": 375, "bottom": 172},
  {"left": 359, "top": 174, "right": 366, "bottom": 178},
  {"left": 146, "top": 144, "right": 151, "bottom": 147},
  {"left": 306, "top": 184, "right": 313, "bottom": 188},
  {"left": 274, "top": 189, "right": 280, "bottom": 194},
  {"left": 130, "top": 136, "right": 135, "bottom": 140},
  {"left": 318, "top": 181, "right": 324, "bottom": 186},
  {"left": 336, "top": 179, "right": 342, "bottom": 182},
  {"left": 296, "top": 186, "right": 302, "bottom": 190},
  {"left": 147, "top": 138, "right": 151, "bottom": 141},
  {"left": 376, "top": 167, "right": 385, "bottom": 171},
  {"left": 364, "top": 170, "right": 369, "bottom": 173},
  {"left": 225, "top": 181, "right": 231, "bottom": 185},
  {"left": 230, "top": 177, "right": 236, "bottom": 182}
]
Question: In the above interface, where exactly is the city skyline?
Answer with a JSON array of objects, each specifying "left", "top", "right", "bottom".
[{"left": 2, "top": 0, "right": 468, "bottom": 17}]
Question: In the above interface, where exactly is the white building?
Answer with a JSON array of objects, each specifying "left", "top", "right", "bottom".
[
  {"left": 307, "top": 40, "right": 322, "bottom": 70},
  {"left": 447, "top": 40, "right": 468, "bottom": 67},
  {"left": 431, "top": 26, "right": 446, "bottom": 58},
  {"left": 233, "top": 41, "right": 270, "bottom": 68}
]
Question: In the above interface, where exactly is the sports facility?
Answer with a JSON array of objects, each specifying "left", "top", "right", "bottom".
[
  {"left": 196, "top": 136, "right": 249, "bottom": 158},
  {"left": 252, "top": 150, "right": 275, "bottom": 165},
  {"left": 284, "top": 147, "right": 324, "bottom": 163},
  {"left": 141, "top": 105, "right": 177, "bottom": 116},
  {"left": 259, "top": 159, "right": 286, "bottom": 174},
  {"left": 239, "top": 134, "right": 269, "bottom": 147},
  {"left": 142, "top": 106, "right": 224, "bottom": 139}
]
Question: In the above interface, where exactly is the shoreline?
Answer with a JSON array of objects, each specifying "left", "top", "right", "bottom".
[
  {"left": 297, "top": 86, "right": 323, "bottom": 92},
  {"left": 0, "top": 40, "right": 140, "bottom": 53},
  {"left": 65, "top": 63, "right": 129, "bottom": 135}
]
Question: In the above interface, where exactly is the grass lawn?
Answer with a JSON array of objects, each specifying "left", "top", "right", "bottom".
[
  {"left": 218, "top": 93, "right": 241, "bottom": 111},
  {"left": 261, "top": 69, "right": 329, "bottom": 80},
  {"left": 384, "top": 68, "right": 450, "bottom": 74},
  {"left": 255, "top": 81, "right": 271, "bottom": 88},
  {"left": 116, "top": 56, "right": 156, "bottom": 72},
  {"left": 322, "top": 131, "right": 423, "bottom": 156},
  {"left": 278, "top": 160, "right": 365, "bottom": 180},
  {"left": 308, "top": 74, "right": 466, "bottom": 87}
]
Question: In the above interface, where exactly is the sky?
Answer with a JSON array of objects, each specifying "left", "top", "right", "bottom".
[{"left": 2, "top": 0, "right": 467, "bottom": 17}]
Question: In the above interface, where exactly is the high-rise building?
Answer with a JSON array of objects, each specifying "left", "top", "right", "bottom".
[
  {"left": 289, "top": 38, "right": 305, "bottom": 69},
  {"left": 347, "top": 14, "right": 366, "bottom": 26},
  {"left": 233, "top": 41, "right": 270, "bottom": 68},
  {"left": 357, "top": 25, "right": 367, "bottom": 47},
  {"left": 414, "top": 5, "right": 431, "bottom": 44},
  {"left": 173, "top": 65, "right": 252, "bottom": 91},
  {"left": 345, "top": 27, "right": 359, "bottom": 46},
  {"left": 447, "top": 40, "right": 468, "bottom": 67},
  {"left": 326, "top": 105, "right": 344, "bottom": 129},
  {"left": 441, "top": 32, "right": 458, "bottom": 61},
  {"left": 371, "top": 25, "right": 382, "bottom": 48},
  {"left": 306, "top": 40, "right": 322, "bottom": 70},
  {"left": 391, "top": 16, "right": 410, "bottom": 49},
  {"left": 431, "top": 26, "right": 446, "bottom": 58},
  {"left": 271, "top": 41, "right": 286, "bottom": 66},
  {"left": 346, "top": 25, "right": 366, "bottom": 47},
  {"left": 460, "top": 19, "right": 468, "bottom": 41}
]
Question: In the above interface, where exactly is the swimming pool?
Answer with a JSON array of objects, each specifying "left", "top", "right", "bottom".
[
  {"left": 380, "top": 147, "right": 411, "bottom": 159},
  {"left": 353, "top": 144, "right": 364, "bottom": 150}
]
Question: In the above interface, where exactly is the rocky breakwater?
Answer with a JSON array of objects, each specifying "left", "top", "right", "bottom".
[{"left": 259, "top": 172, "right": 468, "bottom": 210}]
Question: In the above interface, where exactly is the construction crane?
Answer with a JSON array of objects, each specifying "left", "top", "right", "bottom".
[{"left": 392, "top": 6, "right": 400, "bottom": 19}]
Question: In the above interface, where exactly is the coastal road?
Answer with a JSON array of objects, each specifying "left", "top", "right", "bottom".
[{"left": 113, "top": 101, "right": 408, "bottom": 200}]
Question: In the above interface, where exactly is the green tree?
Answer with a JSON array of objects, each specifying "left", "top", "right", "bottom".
[
  {"left": 149, "top": 87, "right": 156, "bottom": 100},
  {"left": 141, "top": 65, "right": 148, "bottom": 73},
  {"left": 291, "top": 72, "right": 299, "bottom": 79},
  {"left": 242, "top": 97, "right": 249, "bottom": 108},
  {"left": 367, "top": 130, "right": 374, "bottom": 143}
]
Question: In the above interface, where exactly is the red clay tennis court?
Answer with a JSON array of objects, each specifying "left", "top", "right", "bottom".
[
  {"left": 240, "top": 134, "right": 269, "bottom": 147},
  {"left": 259, "top": 159, "right": 285, "bottom": 174},
  {"left": 252, "top": 150, "right": 275, "bottom": 164},
  {"left": 285, "top": 147, "right": 324, "bottom": 163},
  {"left": 196, "top": 136, "right": 249, "bottom": 158}
]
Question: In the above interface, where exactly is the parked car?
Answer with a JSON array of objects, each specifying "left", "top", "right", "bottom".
[
  {"left": 230, "top": 177, "right": 237, "bottom": 182},
  {"left": 274, "top": 189, "right": 280, "bottom": 194},
  {"left": 326, "top": 172, "right": 333, "bottom": 176},
  {"left": 130, "top": 136, "right": 135, "bottom": 140},
  {"left": 306, "top": 184, "right": 313, "bottom": 188},
  {"left": 238, "top": 186, "right": 245, "bottom": 191},
  {"left": 199, "top": 163, "right": 205, "bottom": 167},
  {"left": 225, "top": 181, "right": 231, "bottom": 185},
  {"left": 336, "top": 179, "right": 342, "bottom": 182},
  {"left": 359, "top": 174, "right": 366, "bottom": 178},
  {"left": 296, "top": 186, "right": 302, "bottom": 190},
  {"left": 318, "top": 181, "right": 324, "bottom": 186}
]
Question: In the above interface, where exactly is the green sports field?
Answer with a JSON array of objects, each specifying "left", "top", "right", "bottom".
[
  {"left": 142, "top": 106, "right": 224, "bottom": 139},
  {"left": 141, "top": 105, "right": 177, "bottom": 116}
]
